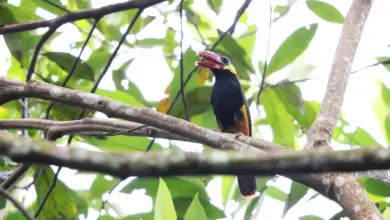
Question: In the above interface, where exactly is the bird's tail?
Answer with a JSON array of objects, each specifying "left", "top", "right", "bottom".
[{"left": 238, "top": 175, "right": 257, "bottom": 198}]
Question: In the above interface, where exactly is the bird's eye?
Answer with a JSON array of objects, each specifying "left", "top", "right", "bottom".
[
  {"left": 222, "top": 57, "right": 229, "bottom": 64},
  {"left": 222, "top": 57, "right": 230, "bottom": 65}
]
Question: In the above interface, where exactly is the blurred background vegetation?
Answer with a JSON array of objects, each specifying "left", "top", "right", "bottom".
[{"left": 1, "top": 0, "right": 390, "bottom": 219}]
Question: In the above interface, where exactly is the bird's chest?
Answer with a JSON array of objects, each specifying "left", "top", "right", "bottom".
[{"left": 211, "top": 79, "right": 244, "bottom": 127}]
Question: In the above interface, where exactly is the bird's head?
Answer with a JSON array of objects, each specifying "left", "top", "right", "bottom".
[{"left": 196, "top": 50, "right": 238, "bottom": 78}]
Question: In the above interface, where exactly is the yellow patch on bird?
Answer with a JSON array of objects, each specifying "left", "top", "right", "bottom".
[
  {"left": 225, "top": 65, "right": 238, "bottom": 78},
  {"left": 197, "top": 66, "right": 209, "bottom": 85},
  {"left": 158, "top": 97, "right": 171, "bottom": 113}
]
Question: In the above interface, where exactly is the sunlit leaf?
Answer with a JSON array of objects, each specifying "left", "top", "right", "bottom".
[
  {"left": 155, "top": 178, "right": 177, "bottom": 220},
  {"left": 83, "top": 136, "right": 163, "bottom": 152},
  {"left": 363, "top": 178, "right": 390, "bottom": 198},
  {"left": 306, "top": 0, "right": 344, "bottom": 24},
  {"left": 265, "top": 186, "right": 287, "bottom": 201},
  {"left": 34, "top": 167, "right": 88, "bottom": 220},
  {"left": 261, "top": 89, "right": 297, "bottom": 148},
  {"left": 267, "top": 23, "right": 318, "bottom": 76},
  {"left": 90, "top": 175, "right": 119, "bottom": 198},
  {"left": 184, "top": 193, "right": 207, "bottom": 220},
  {"left": 170, "top": 86, "right": 213, "bottom": 119},
  {"left": 207, "top": 0, "right": 223, "bottom": 14},
  {"left": 300, "top": 216, "right": 324, "bottom": 220}
]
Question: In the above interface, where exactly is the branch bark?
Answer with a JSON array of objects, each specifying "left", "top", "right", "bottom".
[
  {"left": 1, "top": 130, "right": 390, "bottom": 178},
  {"left": 0, "top": 0, "right": 166, "bottom": 34},
  {"left": 0, "top": 76, "right": 380, "bottom": 219},
  {"left": 305, "top": 0, "right": 379, "bottom": 219}
]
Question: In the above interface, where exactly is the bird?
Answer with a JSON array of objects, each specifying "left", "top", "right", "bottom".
[{"left": 196, "top": 50, "right": 256, "bottom": 198}]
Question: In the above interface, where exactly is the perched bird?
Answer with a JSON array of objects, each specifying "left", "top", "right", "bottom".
[{"left": 196, "top": 50, "right": 256, "bottom": 198}]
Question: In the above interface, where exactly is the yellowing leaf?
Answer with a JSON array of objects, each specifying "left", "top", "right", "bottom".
[
  {"left": 158, "top": 97, "right": 171, "bottom": 113},
  {"left": 197, "top": 66, "right": 209, "bottom": 86},
  {"left": 0, "top": 107, "right": 10, "bottom": 119}
]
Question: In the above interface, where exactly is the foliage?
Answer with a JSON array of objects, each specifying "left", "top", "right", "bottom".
[{"left": 0, "top": 0, "right": 387, "bottom": 219}]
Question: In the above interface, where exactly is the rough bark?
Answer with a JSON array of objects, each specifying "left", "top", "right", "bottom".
[{"left": 305, "top": 0, "right": 380, "bottom": 219}]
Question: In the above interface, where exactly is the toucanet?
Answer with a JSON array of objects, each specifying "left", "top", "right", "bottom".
[{"left": 196, "top": 50, "right": 256, "bottom": 198}]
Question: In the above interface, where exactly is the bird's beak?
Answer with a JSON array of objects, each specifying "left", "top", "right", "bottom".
[{"left": 196, "top": 50, "right": 224, "bottom": 70}]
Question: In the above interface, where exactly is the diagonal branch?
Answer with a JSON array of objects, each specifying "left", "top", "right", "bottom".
[
  {"left": 306, "top": 0, "right": 373, "bottom": 148},
  {"left": 304, "top": 0, "right": 379, "bottom": 219},
  {"left": 0, "top": 0, "right": 167, "bottom": 34},
  {"left": 0, "top": 186, "right": 35, "bottom": 220}
]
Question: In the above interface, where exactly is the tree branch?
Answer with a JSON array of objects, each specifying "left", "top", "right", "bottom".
[
  {"left": 0, "top": 186, "right": 35, "bottom": 220},
  {"left": 0, "top": 0, "right": 167, "bottom": 34},
  {"left": 1, "top": 130, "right": 390, "bottom": 179},
  {"left": 307, "top": 0, "right": 373, "bottom": 148},
  {"left": 0, "top": 76, "right": 381, "bottom": 218},
  {"left": 304, "top": 0, "right": 379, "bottom": 219}
]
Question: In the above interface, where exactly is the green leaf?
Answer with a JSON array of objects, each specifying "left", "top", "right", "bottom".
[
  {"left": 363, "top": 178, "right": 390, "bottom": 197},
  {"left": 300, "top": 216, "right": 324, "bottom": 220},
  {"left": 261, "top": 89, "right": 297, "bottom": 148},
  {"left": 83, "top": 136, "right": 163, "bottom": 152},
  {"left": 207, "top": 0, "right": 223, "bottom": 14},
  {"left": 213, "top": 32, "right": 254, "bottom": 80},
  {"left": 170, "top": 86, "right": 213, "bottom": 119},
  {"left": 333, "top": 118, "right": 382, "bottom": 147},
  {"left": 168, "top": 47, "right": 199, "bottom": 102},
  {"left": 155, "top": 178, "right": 177, "bottom": 220},
  {"left": 383, "top": 207, "right": 390, "bottom": 220},
  {"left": 34, "top": 167, "right": 88, "bottom": 220},
  {"left": 184, "top": 193, "right": 207, "bottom": 220},
  {"left": 283, "top": 182, "right": 309, "bottom": 216},
  {"left": 267, "top": 23, "right": 318, "bottom": 75},
  {"left": 135, "top": 38, "right": 165, "bottom": 48},
  {"left": 124, "top": 213, "right": 154, "bottom": 220},
  {"left": 121, "top": 177, "right": 225, "bottom": 218},
  {"left": 221, "top": 176, "right": 234, "bottom": 205},
  {"left": 237, "top": 24, "right": 257, "bottom": 57},
  {"left": 306, "top": 0, "right": 344, "bottom": 24},
  {"left": 121, "top": 177, "right": 208, "bottom": 200},
  {"left": 42, "top": 52, "right": 95, "bottom": 82},
  {"left": 265, "top": 186, "right": 287, "bottom": 201},
  {"left": 377, "top": 57, "right": 390, "bottom": 73},
  {"left": 95, "top": 89, "right": 144, "bottom": 107},
  {"left": 272, "top": 84, "right": 318, "bottom": 130},
  {"left": 244, "top": 196, "right": 261, "bottom": 219},
  {"left": 6, "top": 212, "right": 26, "bottom": 220},
  {"left": 90, "top": 175, "right": 119, "bottom": 198},
  {"left": 87, "top": 44, "right": 111, "bottom": 73}
]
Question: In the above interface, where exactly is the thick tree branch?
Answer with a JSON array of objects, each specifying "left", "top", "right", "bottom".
[
  {"left": 307, "top": 0, "right": 373, "bottom": 148},
  {"left": 0, "top": 77, "right": 381, "bottom": 219},
  {"left": 0, "top": 0, "right": 166, "bottom": 34},
  {"left": 304, "top": 0, "right": 379, "bottom": 219},
  {"left": 1, "top": 130, "right": 390, "bottom": 179}
]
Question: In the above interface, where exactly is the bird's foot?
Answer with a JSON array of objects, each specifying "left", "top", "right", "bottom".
[{"left": 234, "top": 132, "right": 245, "bottom": 140}]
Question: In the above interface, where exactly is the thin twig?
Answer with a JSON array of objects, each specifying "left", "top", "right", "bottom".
[
  {"left": 42, "top": 0, "right": 70, "bottom": 13},
  {"left": 179, "top": 0, "right": 190, "bottom": 121},
  {"left": 0, "top": 186, "right": 35, "bottom": 220},
  {"left": 0, "top": 0, "right": 166, "bottom": 34},
  {"left": 256, "top": 0, "right": 272, "bottom": 106}
]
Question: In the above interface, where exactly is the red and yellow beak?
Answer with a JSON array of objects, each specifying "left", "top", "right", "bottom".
[{"left": 196, "top": 50, "right": 225, "bottom": 70}]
